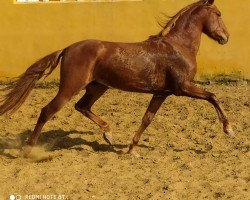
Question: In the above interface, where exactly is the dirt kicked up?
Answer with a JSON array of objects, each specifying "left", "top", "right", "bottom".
[{"left": 0, "top": 83, "right": 249, "bottom": 200}]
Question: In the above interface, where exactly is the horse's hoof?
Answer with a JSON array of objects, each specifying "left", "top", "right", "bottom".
[
  {"left": 21, "top": 145, "right": 33, "bottom": 158},
  {"left": 103, "top": 132, "right": 113, "bottom": 145},
  {"left": 225, "top": 126, "right": 235, "bottom": 138},
  {"left": 127, "top": 150, "right": 141, "bottom": 158}
]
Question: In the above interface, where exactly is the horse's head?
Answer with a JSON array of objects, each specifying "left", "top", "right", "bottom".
[{"left": 202, "top": 0, "right": 229, "bottom": 45}]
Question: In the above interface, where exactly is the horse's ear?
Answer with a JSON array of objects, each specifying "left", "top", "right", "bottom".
[{"left": 206, "top": 0, "right": 214, "bottom": 5}]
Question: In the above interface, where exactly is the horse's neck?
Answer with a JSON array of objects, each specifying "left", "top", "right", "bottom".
[{"left": 164, "top": 17, "right": 203, "bottom": 57}]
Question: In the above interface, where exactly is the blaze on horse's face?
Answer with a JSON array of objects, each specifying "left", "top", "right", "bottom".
[{"left": 203, "top": 1, "right": 229, "bottom": 45}]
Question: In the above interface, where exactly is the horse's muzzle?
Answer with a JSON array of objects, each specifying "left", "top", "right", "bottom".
[{"left": 218, "top": 33, "right": 229, "bottom": 45}]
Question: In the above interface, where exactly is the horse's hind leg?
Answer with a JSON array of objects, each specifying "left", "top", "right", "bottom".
[
  {"left": 75, "top": 82, "right": 113, "bottom": 145},
  {"left": 25, "top": 91, "right": 74, "bottom": 148},
  {"left": 25, "top": 77, "right": 90, "bottom": 153}
]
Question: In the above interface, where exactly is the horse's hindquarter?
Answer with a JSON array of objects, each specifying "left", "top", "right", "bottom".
[{"left": 94, "top": 41, "right": 173, "bottom": 93}]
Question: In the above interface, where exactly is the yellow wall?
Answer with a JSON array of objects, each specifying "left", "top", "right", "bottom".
[{"left": 0, "top": 0, "right": 249, "bottom": 80}]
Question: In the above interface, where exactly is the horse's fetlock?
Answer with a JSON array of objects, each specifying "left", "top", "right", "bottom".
[
  {"left": 133, "top": 138, "right": 139, "bottom": 145},
  {"left": 222, "top": 119, "right": 229, "bottom": 127},
  {"left": 209, "top": 93, "right": 219, "bottom": 102},
  {"left": 102, "top": 124, "right": 110, "bottom": 132}
]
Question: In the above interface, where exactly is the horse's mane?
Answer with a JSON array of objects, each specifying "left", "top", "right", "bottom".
[{"left": 151, "top": 0, "right": 208, "bottom": 38}]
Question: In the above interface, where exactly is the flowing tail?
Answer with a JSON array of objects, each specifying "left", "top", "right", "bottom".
[{"left": 0, "top": 49, "right": 64, "bottom": 115}]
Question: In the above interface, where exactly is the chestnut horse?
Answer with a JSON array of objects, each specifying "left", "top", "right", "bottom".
[{"left": 0, "top": 0, "right": 234, "bottom": 154}]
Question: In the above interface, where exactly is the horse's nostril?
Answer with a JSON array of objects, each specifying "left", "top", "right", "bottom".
[
  {"left": 219, "top": 33, "right": 229, "bottom": 44},
  {"left": 219, "top": 37, "right": 227, "bottom": 45}
]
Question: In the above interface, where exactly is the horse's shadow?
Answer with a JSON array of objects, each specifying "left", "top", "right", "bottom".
[{"left": 0, "top": 129, "right": 153, "bottom": 158}]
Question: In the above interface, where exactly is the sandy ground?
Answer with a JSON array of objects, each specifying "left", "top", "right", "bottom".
[{"left": 0, "top": 83, "right": 249, "bottom": 200}]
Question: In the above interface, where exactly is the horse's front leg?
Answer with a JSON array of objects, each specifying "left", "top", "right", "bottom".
[
  {"left": 128, "top": 94, "right": 168, "bottom": 155},
  {"left": 179, "top": 82, "right": 235, "bottom": 137}
]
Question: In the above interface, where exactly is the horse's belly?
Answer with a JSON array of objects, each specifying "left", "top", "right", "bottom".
[{"left": 94, "top": 65, "right": 165, "bottom": 93}]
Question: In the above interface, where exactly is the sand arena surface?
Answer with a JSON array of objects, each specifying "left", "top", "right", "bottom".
[{"left": 0, "top": 83, "right": 249, "bottom": 200}]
